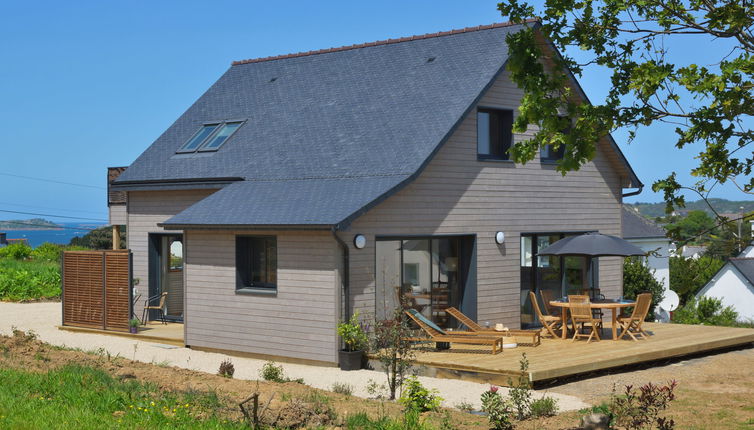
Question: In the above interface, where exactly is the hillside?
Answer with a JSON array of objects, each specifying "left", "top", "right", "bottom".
[
  {"left": 0, "top": 218, "right": 62, "bottom": 230},
  {"left": 628, "top": 199, "right": 754, "bottom": 218}
]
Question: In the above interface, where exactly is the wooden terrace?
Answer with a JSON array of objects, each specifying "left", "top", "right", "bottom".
[
  {"left": 406, "top": 323, "right": 754, "bottom": 386},
  {"left": 59, "top": 321, "right": 184, "bottom": 347}
]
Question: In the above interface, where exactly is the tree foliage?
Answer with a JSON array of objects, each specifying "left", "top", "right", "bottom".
[
  {"left": 669, "top": 255, "right": 724, "bottom": 304},
  {"left": 497, "top": 0, "right": 754, "bottom": 210},
  {"left": 623, "top": 257, "right": 665, "bottom": 320},
  {"left": 69, "top": 226, "right": 126, "bottom": 250}
]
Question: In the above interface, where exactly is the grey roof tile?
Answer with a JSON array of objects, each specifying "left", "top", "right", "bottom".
[
  {"left": 622, "top": 206, "right": 666, "bottom": 239},
  {"left": 730, "top": 258, "right": 754, "bottom": 285}
]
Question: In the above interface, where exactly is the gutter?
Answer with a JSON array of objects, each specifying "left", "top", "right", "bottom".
[
  {"left": 331, "top": 227, "right": 351, "bottom": 320},
  {"left": 622, "top": 184, "right": 644, "bottom": 198}
]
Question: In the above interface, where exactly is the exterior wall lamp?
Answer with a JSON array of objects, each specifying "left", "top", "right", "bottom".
[
  {"left": 495, "top": 231, "right": 505, "bottom": 245},
  {"left": 353, "top": 234, "right": 367, "bottom": 249}
]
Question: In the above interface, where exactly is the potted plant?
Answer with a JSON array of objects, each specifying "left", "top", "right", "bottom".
[
  {"left": 336, "top": 311, "right": 368, "bottom": 371},
  {"left": 129, "top": 318, "right": 140, "bottom": 334}
]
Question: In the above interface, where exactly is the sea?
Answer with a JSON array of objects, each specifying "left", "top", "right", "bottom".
[{"left": 2, "top": 223, "right": 105, "bottom": 248}]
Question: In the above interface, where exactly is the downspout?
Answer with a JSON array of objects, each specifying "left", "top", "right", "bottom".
[{"left": 332, "top": 227, "right": 351, "bottom": 320}]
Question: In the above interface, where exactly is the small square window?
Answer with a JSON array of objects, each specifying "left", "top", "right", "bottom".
[
  {"left": 477, "top": 108, "right": 513, "bottom": 160},
  {"left": 236, "top": 236, "right": 277, "bottom": 292}
]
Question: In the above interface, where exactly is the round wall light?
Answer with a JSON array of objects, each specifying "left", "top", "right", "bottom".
[
  {"left": 353, "top": 234, "right": 367, "bottom": 249},
  {"left": 495, "top": 231, "right": 505, "bottom": 245}
]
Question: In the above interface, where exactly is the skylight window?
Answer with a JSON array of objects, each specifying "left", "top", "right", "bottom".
[{"left": 177, "top": 120, "right": 245, "bottom": 153}]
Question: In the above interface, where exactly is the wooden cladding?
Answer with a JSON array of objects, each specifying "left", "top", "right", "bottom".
[{"left": 62, "top": 250, "right": 132, "bottom": 332}]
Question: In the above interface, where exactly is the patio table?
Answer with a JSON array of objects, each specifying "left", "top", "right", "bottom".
[{"left": 549, "top": 299, "right": 636, "bottom": 340}]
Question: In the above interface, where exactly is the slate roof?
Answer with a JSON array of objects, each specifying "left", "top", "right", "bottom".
[
  {"left": 730, "top": 258, "right": 754, "bottom": 285},
  {"left": 622, "top": 206, "right": 667, "bottom": 239},
  {"left": 115, "top": 22, "right": 640, "bottom": 228}
]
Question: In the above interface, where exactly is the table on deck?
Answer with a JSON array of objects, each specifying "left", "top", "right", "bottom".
[{"left": 549, "top": 299, "right": 636, "bottom": 340}]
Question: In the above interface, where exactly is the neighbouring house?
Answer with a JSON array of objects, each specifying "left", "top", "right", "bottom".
[
  {"left": 696, "top": 243, "right": 754, "bottom": 322},
  {"left": 672, "top": 244, "right": 708, "bottom": 259},
  {"left": 622, "top": 206, "right": 672, "bottom": 321},
  {"left": 109, "top": 22, "right": 642, "bottom": 365},
  {"left": 0, "top": 232, "right": 7, "bottom": 247}
]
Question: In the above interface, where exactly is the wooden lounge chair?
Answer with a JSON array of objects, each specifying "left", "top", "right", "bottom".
[
  {"left": 403, "top": 309, "right": 504, "bottom": 354},
  {"left": 618, "top": 293, "right": 652, "bottom": 340},
  {"left": 142, "top": 291, "right": 168, "bottom": 325},
  {"left": 568, "top": 295, "right": 601, "bottom": 343},
  {"left": 445, "top": 307, "right": 541, "bottom": 346},
  {"left": 530, "top": 291, "right": 563, "bottom": 339}
]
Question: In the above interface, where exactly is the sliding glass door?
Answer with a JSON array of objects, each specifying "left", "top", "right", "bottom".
[
  {"left": 376, "top": 236, "right": 474, "bottom": 329},
  {"left": 520, "top": 232, "right": 596, "bottom": 328}
]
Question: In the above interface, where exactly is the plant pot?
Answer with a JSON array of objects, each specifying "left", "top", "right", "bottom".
[
  {"left": 129, "top": 327, "right": 138, "bottom": 334},
  {"left": 338, "top": 349, "right": 363, "bottom": 371}
]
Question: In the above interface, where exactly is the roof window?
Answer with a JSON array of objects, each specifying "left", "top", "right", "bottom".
[{"left": 177, "top": 121, "right": 245, "bottom": 153}]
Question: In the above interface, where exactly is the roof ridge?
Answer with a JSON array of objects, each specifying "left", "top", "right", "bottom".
[{"left": 231, "top": 19, "right": 538, "bottom": 66}]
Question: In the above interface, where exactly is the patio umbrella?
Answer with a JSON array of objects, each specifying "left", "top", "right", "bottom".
[
  {"left": 536, "top": 232, "right": 645, "bottom": 257},
  {"left": 536, "top": 232, "right": 646, "bottom": 297}
]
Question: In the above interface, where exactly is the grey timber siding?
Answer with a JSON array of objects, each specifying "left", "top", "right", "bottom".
[
  {"left": 341, "top": 70, "right": 624, "bottom": 329},
  {"left": 127, "top": 189, "right": 216, "bottom": 320},
  {"left": 183, "top": 230, "right": 340, "bottom": 364}
]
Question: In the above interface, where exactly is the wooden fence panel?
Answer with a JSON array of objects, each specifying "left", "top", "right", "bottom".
[{"left": 62, "top": 250, "right": 131, "bottom": 332}]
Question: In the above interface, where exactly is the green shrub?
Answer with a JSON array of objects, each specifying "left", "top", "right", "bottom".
[
  {"left": 508, "top": 353, "right": 532, "bottom": 420},
  {"left": 623, "top": 258, "right": 665, "bottom": 320},
  {"left": 0, "top": 242, "right": 32, "bottom": 260},
  {"left": 345, "top": 410, "right": 436, "bottom": 430},
  {"left": 672, "top": 297, "right": 739, "bottom": 326},
  {"left": 0, "top": 258, "right": 61, "bottom": 301},
  {"left": 530, "top": 395, "right": 559, "bottom": 417},
  {"left": 336, "top": 311, "right": 369, "bottom": 352},
  {"left": 398, "top": 376, "right": 442, "bottom": 412},
  {"left": 480, "top": 387, "right": 513, "bottom": 430},
  {"left": 260, "top": 361, "right": 285, "bottom": 382},
  {"left": 331, "top": 382, "right": 353, "bottom": 396},
  {"left": 31, "top": 242, "right": 63, "bottom": 261}
]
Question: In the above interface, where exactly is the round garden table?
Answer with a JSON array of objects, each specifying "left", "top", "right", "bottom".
[{"left": 549, "top": 299, "right": 636, "bottom": 340}]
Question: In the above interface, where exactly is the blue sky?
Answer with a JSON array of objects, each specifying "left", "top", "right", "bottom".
[{"left": 0, "top": 1, "right": 747, "bottom": 224}]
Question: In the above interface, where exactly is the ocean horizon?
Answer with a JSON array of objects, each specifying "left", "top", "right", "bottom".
[{"left": 1, "top": 223, "right": 105, "bottom": 248}]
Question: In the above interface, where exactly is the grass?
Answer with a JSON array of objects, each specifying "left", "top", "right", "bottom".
[
  {"left": 0, "top": 257, "right": 60, "bottom": 301},
  {"left": 0, "top": 364, "right": 247, "bottom": 429}
]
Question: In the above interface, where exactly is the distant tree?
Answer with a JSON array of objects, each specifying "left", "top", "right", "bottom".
[
  {"left": 665, "top": 210, "right": 716, "bottom": 244},
  {"left": 69, "top": 226, "right": 126, "bottom": 250},
  {"left": 669, "top": 256, "right": 725, "bottom": 305},
  {"left": 623, "top": 258, "right": 665, "bottom": 321}
]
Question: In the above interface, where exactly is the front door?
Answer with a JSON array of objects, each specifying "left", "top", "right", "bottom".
[{"left": 148, "top": 234, "right": 184, "bottom": 322}]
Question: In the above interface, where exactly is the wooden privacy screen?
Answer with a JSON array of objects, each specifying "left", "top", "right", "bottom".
[{"left": 62, "top": 250, "right": 132, "bottom": 332}]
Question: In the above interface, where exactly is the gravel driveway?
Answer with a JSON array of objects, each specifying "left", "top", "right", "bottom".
[{"left": 0, "top": 301, "right": 589, "bottom": 411}]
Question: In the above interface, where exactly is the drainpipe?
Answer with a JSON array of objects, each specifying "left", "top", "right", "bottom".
[{"left": 331, "top": 227, "right": 351, "bottom": 320}]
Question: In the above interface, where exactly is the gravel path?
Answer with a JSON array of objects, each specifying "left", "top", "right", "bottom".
[{"left": 0, "top": 302, "right": 589, "bottom": 411}]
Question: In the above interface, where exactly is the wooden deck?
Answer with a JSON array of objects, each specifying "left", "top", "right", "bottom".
[
  {"left": 58, "top": 322, "right": 184, "bottom": 346},
  {"left": 406, "top": 323, "right": 754, "bottom": 386}
]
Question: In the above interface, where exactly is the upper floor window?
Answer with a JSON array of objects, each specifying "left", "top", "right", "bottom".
[
  {"left": 177, "top": 120, "right": 245, "bottom": 153},
  {"left": 477, "top": 108, "right": 513, "bottom": 160},
  {"left": 540, "top": 117, "right": 571, "bottom": 162},
  {"left": 236, "top": 235, "right": 277, "bottom": 292}
]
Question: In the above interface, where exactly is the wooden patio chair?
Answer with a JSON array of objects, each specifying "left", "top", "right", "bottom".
[
  {"left": 618, "top": 293, "right": 652, "bottom": 340},
  {"left": 445, "top": 307, "right": 541, "bottom": 346},
  {"left": 568, "top": 295, "right": 601, "bottom": 343},
  {"left": 539, "top": 289, "right": 561, "bottom": 317},
  {"left": 142, "top": 292, "right": 168, "bottom": 325},
  {"left": 529, "top": 291, "right": 563, "bottom": 339},
  {"left": 403, "top": 309, "right": 504, "bottom": 354}
]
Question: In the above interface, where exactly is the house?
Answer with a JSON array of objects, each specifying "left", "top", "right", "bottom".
[
  {"left": 0, "top": 232, "right": 7, "bottom": 248},
  {"left": 672, "top": 244, "right": 707, "bottom": 259},
  {"left": 622, "top": 206, "right": 672, "bottom": 321},
  {"left": 110, "top": 22, "right": 642, "bottom": 365},
  {"left": 697, "top": 247, "right": 754, "bottom": 322}
]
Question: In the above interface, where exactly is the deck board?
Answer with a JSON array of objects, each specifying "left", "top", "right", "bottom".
[{"left": 406, "top": 323, "right": 754, "bottom": 385}]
